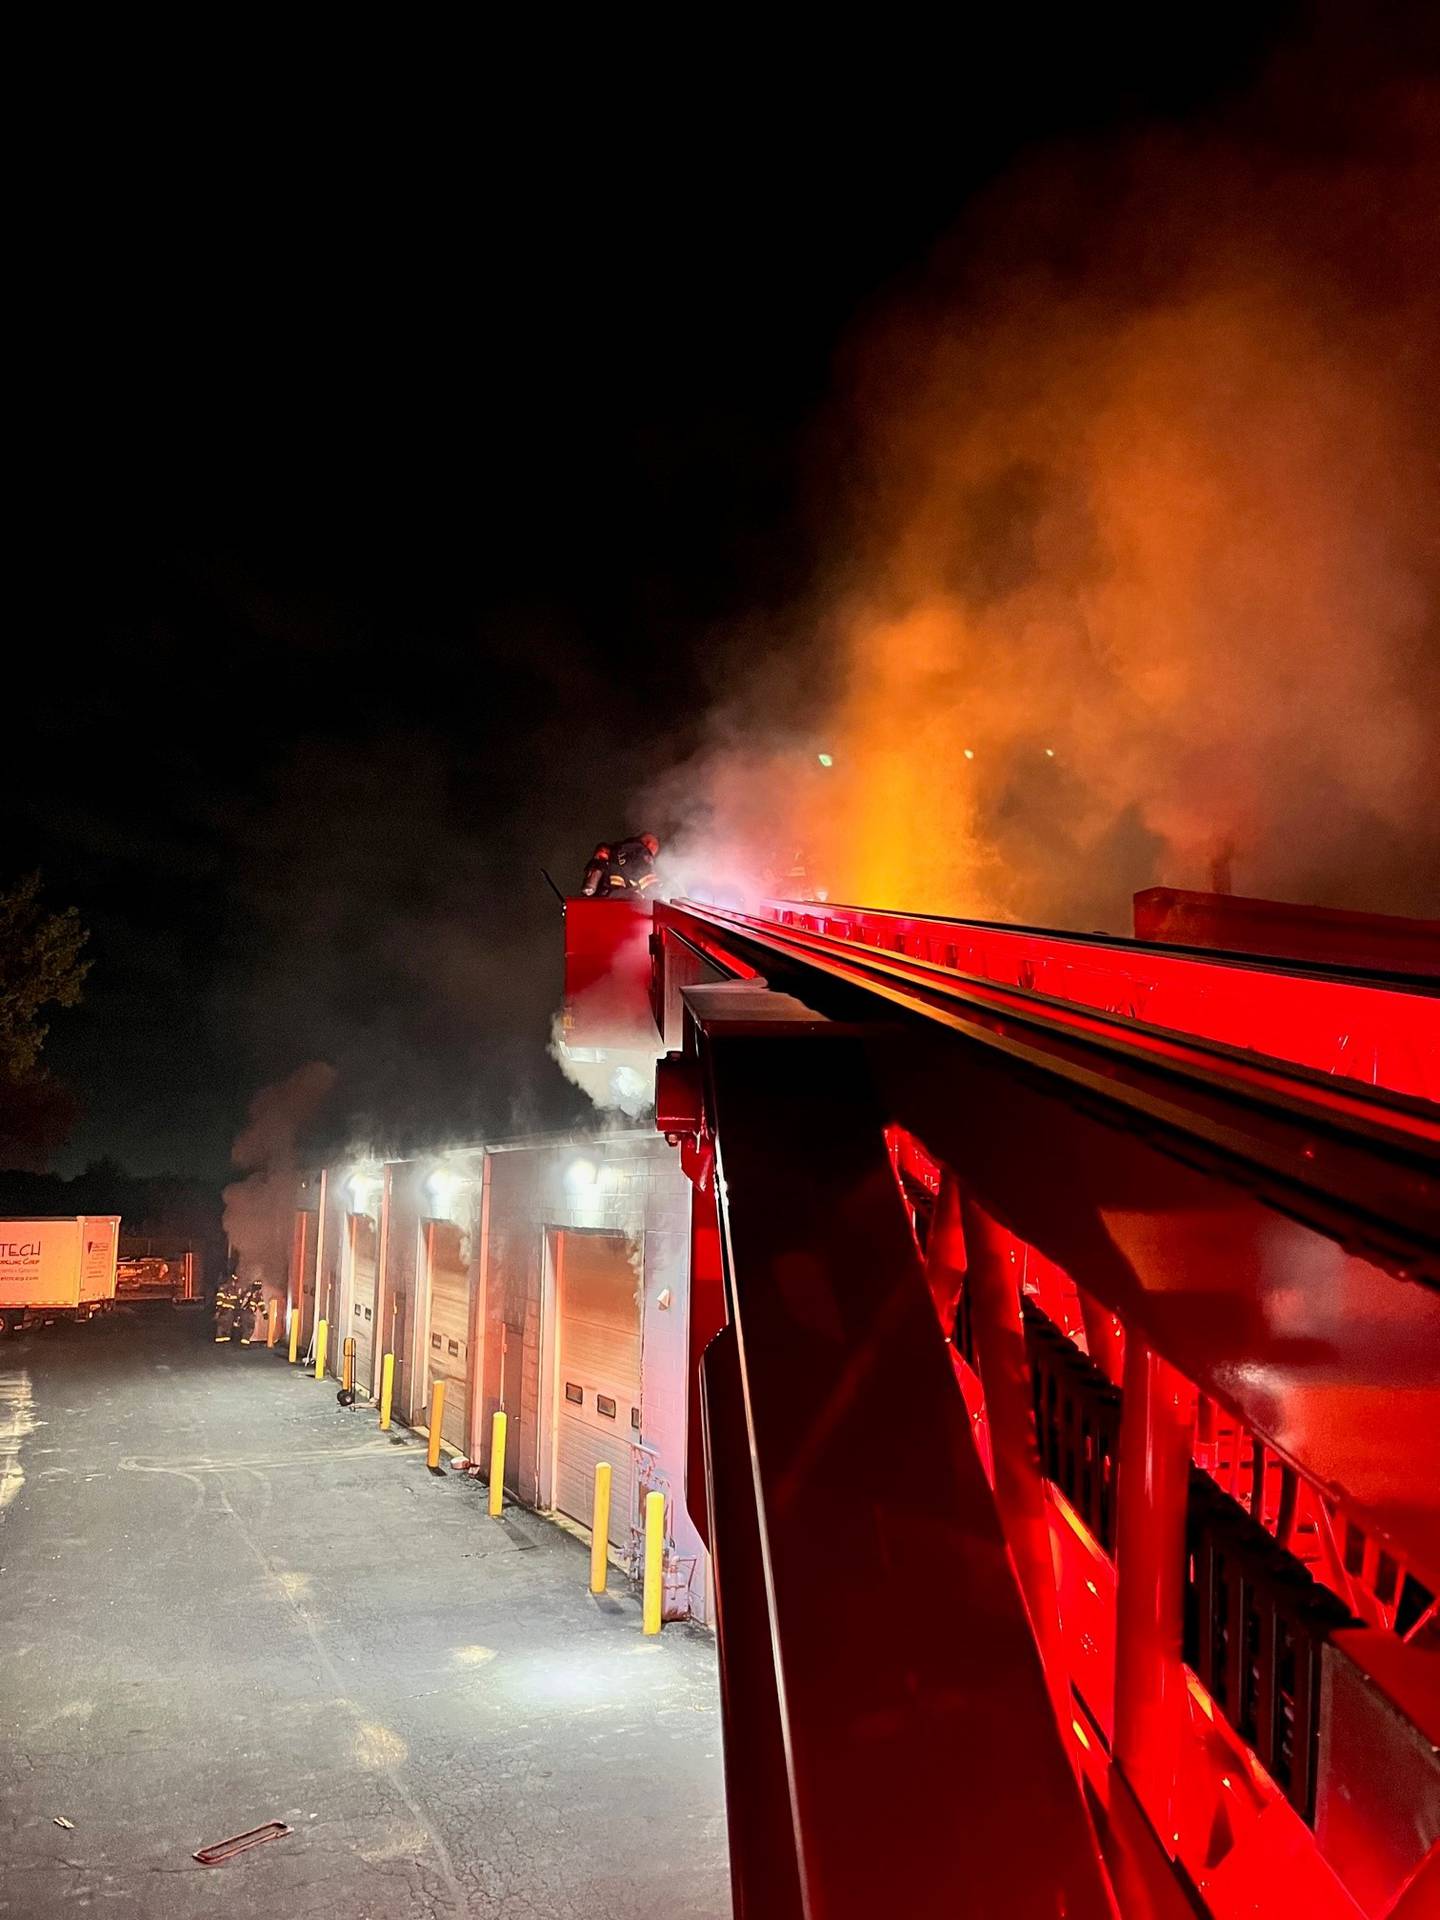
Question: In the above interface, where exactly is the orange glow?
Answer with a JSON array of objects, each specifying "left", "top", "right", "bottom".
[{"left": 659, "top": 95, "right": 1440, "bottom": 929}]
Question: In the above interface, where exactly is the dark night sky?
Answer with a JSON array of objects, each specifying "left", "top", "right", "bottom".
[{"left": 17, "top": 8, "right": 1408, "bottom": 1181}]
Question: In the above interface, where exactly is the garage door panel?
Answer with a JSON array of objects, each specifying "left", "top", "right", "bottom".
[
  {"left": 347, "top": 1213, "right": 378, "bottom": 1390},
  {"left": 562, "top": 1316, "right": 638, "bottom": 1384},
  {"left": 557, "top": 1417, "right": 637, "bottom": 1548},
  {"left": 556, "top": 1231, "right": 641, "bottom": 1551},
  {"left": 425, "top": 1219, "right": 472, "bottom": 1453},
  {"left": 388, "top": 1285, "right": 413, "bottom": 1421}
]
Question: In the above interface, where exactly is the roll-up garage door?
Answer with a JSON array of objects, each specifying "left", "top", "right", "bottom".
[
  {"left": 424, "top": 1220, "right": 471, "bottom": 1454},
  {"left": 386, "top": 1271, "right": 412, "bottom": 1424},
  {"left": 555, "top": 1231, "right": 641, "bottom": 1550},
  {"left": 346, "top": 1212, "right": 378, "bottom": 1395},
  {"left": 291, "top": 1210, "right": 318, "bottom": 1347}
]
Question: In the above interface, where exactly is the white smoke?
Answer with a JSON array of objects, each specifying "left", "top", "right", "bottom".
[
  {"left": 222, "top": 1062, "right": 337, "bottom": 1303},
  {"left": 548, "top": 1012, "right": 660, "bottom": 1119}
]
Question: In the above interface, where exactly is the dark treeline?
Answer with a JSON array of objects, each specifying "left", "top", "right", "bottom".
[{"left": 0, "top": 1161, "right": 223, "bottom": 1269}]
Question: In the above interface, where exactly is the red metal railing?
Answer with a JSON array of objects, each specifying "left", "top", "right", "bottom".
[
  {"left": 762, "top": 898, "right": 1440, "bottom": 1103},
  {"left": 648, "top": 895, "right": 1440, "bottom": 1920}
]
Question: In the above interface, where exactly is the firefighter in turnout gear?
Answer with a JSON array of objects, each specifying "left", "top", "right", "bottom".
[
  {"left": 214, "top": 1272, "right": 264, "bottom": 1344},
  {"left": 580, "top": 833, "right": 660, "bottom": 897},
  {"left": 761, "top": 844, "right": 824, "bottom": 902},
  {"left": 580, "top": 843, "right": 614, "bottom": 896}
]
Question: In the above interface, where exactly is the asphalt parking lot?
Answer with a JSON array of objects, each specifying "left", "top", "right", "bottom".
[{"left": 0, "top": 1310, "right": 729, "bottom": 1918}]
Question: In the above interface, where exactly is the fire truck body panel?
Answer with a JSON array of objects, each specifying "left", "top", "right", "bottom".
[{"left": 622, "top": 893, "right": 1440, "bottom": 1919}]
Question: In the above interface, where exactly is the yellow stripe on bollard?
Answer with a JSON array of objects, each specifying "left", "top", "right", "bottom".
[
  {"left": 643, "top": 1490, "right": 664, "bottom": 1635},
  {"left": 342, "top": 1337, "right": 355, "bottom": 1395},
  {"left": 489, "top": 1410, "right": 507, "bottom": 1517},
  {"left": 589, "top": 1462, "right": 612, "bottom": 1594},
  {"left": 314, "top": 1318, "right": 328, "bottom": 1381},
  {"left": 427, "top": 1380, "right": 446, "bottom": 1469},
  {"left": 379, "top": 1352, "right": 394, "bottom": 1430},
  {"left": 288, "top": 1310, "right": 300, "bottom": 1365},
  {"left": 266, "top": 1298, "right": 279, "bottom": 1348}
]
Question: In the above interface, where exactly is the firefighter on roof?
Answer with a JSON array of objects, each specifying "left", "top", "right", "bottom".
[
  {"left": 581, "top": 834, "right": 660, "bottom": 896},
  {"left": 580, "top": 843, "right": 614, "bottom": 895},
  {"left": 761, "top": 845, "right": 824, "bottom": 902}
]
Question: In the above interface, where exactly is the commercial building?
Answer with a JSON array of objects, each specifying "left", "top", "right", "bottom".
[{"left": 286, "top": 1129, "right": 709, "bottom": 1622}]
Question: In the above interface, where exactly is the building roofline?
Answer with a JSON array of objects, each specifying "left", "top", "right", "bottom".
[{"left": 300, "top": 1127, "right": 664, "bottom": 1183}]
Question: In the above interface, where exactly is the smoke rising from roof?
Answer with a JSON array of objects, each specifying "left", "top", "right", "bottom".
[
  {"left": 222, "top": 1062, "right": 336, "bottom": 1296},
  {"left": 548, "top": 1012, "right": 661, "bottom": 1118},
  {"left": 652, "top": 78, "right": 1440, "bottom": 930}
]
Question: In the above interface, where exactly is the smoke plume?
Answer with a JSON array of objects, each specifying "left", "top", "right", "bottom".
[
  {"left": 548, "top": 905, "right": 663, "bottom": 1116},
  {"left": 549, "top": 1012, "right": 661, "bottom": 1118},
  {"left": 222, "top": 1062, "right": 337, "bottom": 1299},
  {"left": 653, "top": 80, "right": 1440, "bottom": 929}
]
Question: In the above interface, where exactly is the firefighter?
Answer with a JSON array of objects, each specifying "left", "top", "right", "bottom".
[
  {"left": 761, "top": 844, "right": 823, "bottom": 902},
  {"left": 233, "top": 1280, "right": 264, "bottom": 1346},
  {"left": 213, "top": 1270, "right": 242, "bottom": 1342},
  {"left": 580, "top": 843, "right": 615, "bottom": 896},
  {"left": 214, "top": 1272, "right": 264, "bottom": 1343},
  {"left": 613, "top": 833, "right": 661, "bottom": 894},
  {"left": 580, "top": 834, "right": 660, "bottom": 896}
]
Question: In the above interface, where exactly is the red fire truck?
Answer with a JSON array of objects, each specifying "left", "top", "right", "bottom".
[{"left": 565, "top": 886, "right": 1440, "bottom": 1920}]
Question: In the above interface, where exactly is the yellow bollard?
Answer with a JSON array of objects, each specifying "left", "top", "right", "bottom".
[
  {"left": 314, "top": 1318, "right": 328, "bottom": 1381},
  {"left": 589, "top": 1462, "right": 612, "bottom": 1594},
  {"left": 427, "top": 1380, "right": 446, "bottom": 1469},
  {"left": 489, "top": 1410, "right": 507, "bottom": 1517},
  {"left": 379, "top": 1352, "right": 394, "bottom": 1430},
  {"left": 266, "top": 1298, "right": 279, "bottom": 1348},
  {"left": 288, "top": 1309, "right": 300, "bottom": 1365},
  {"left": 342, "top": 1336, "right": 355, "bottom": 1395},
  {"left": 643, "top": 1491, "right": 665, "bottom": 1635}
]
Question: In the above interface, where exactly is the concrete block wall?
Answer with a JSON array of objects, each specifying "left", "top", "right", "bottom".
[
  {"left": 637, "top": 1162, "right": 707, "bottom": 1620},
  {"left": 291, "top": 1177, "right": 321, "bottom": 1346},
  {"left": 477, "top": 1133, "right": 710, "bottom": 1621},
  {"left": 317, "top": 1130, "right": 711, "bottom": 1622}
]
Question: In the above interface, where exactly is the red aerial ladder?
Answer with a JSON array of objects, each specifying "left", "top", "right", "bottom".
[{"left": 567, "top": 889, "right": 1440, "bottom": 1919}]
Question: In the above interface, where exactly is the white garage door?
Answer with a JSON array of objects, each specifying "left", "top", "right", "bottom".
[
  {"left": 424, "top": 1220, "right": 472, "bottom": 1454},
  {"left": 555, "top": 1231, "right": 641, "bottom": 1549},
  {"left": 345, "top": 1212, "right": 378, "bottom": 1393},
  {"left": 290, "top": 1210, "right": 318, "bottom": 1348}
]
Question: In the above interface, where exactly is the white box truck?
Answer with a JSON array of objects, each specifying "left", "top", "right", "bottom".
[{"left": 0, "top": 1216, "right": 121, "bottom": 1336}]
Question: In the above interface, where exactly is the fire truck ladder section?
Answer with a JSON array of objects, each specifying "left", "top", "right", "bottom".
[{"left": 649, "top": 897, "right": 1440, "bottom": 1920}]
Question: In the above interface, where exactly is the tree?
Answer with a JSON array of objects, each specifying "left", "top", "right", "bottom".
[
  {"left": 0, "top": 871, "right": 90, "bottom": 1083},
  {"left": 0, "top": 1073, "right": 80, "bottom": 1173},
  {"left": 0, "top": 874, "right": 89, "bottom": 1168}
]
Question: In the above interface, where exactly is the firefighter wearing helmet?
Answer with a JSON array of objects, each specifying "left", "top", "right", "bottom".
[
  {"left": 580, "top": 833, "right": 660, "bottom": 897},
  {"left": 214, "top": 1270, "right": 265, "bottom": 1344},
  {"left": 580, "top": 843, "right": 614, "bottom": 896}
]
